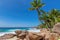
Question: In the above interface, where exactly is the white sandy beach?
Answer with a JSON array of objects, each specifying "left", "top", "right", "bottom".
[{"left": 6, "top": 36, "right": 18, "bottom": 40}]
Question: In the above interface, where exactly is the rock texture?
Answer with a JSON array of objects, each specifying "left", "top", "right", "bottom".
[
  {"left": 52, "top": 23, "right": 60, "bottom": 34},
  {"left": 1, "top": 34, "right": 15, "bottom": 38},
  {"left": 49, "top": 33, "right": 59, "bottom": 40},
  {"left": 0, "top": 25, "right": 60, "bottom": 40}
]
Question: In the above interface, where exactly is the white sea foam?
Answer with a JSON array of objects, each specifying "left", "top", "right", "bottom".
[
  {"left": 8, "top": 29, "right": 21, "bottom": 32},
  {"left": 0, "top": 29, "right": 40, "bottom": 36},
  {"left": 0, "top": 32, "right": 15, "bottom": 36},
  {"left": 28, "top": 28, "right": 40, "bottom": 32}
]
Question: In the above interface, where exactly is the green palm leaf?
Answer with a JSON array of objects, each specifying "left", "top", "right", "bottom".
[
  {"left": 37, "top": 0, "right": 41, "bottom": 4},
  {"left": 31, "top": 2, "right": 37, "bottom": 7},
  {"left": 29, "top": 8, "right": 35, "bottom": 10},
  {"left": 38, "top": 3, "right": 45, "bottom": 7}
]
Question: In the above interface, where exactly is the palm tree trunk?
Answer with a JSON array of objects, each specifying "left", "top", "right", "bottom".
[
  {"left": 36, "top": 8, "right": 43, "bottom": 24},
  {"left": 36, "top": 8, "right": 41, "bottom": 17}
]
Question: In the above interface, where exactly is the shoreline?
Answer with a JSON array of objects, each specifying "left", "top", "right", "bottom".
[
  {"left": 0, "top": 29, "right": 40, "bottom": 36},
  {"left": 0, "top": 28, "right": 59, "bottom": 40},
  {"left": 0, "top": 27, "right": 36, "bottom": 29}
]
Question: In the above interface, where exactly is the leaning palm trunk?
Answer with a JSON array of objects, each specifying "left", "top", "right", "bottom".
[{"left": 36, "top": 9, "right": 40, "bottom": 18}]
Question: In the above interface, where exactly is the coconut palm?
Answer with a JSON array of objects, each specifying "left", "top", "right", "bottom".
[
  {"left": 29, "top": 0, "right": 45, "bottom": 21},
  {"left": 39, "top": 12, "right": 51, "bottom": 28},
  {"left": 42, "top": 9, "right": 60, "bottom": 28},
  {"left": 49, "top": 9, "right": 60, "bottom": 27},
  {"left": 38, "top": 9, "right": 60, "bottom": 28},
  {"left": 29, "top": 0, "right": 60, "bottom": 29}
]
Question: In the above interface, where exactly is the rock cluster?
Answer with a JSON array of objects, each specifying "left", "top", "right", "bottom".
[
  {"left": 0, "top": 23, "right": 60, "bottom": 40},
  {"left": 0, "top": 34, "right": 15, "bottom": 40}
]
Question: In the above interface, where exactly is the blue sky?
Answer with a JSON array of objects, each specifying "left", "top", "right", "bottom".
[{"left": 0, "top": 0, "right": 60, "bottom": 27}]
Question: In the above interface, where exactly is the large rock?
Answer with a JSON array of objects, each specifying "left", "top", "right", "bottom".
[
  {"left": 0, "top": 34, "right": 15, "bottom": 39},
  {"left": 17, "top": 35, "right": 30, "bottom": 40},
  {"left": 0, "top": 38, "right": 6, "bottom": 40},
  {"left": 40, "top": 28, "right": 59, "bottom": 40},
  {"left": 28, "top": 32, "right": 43, "bottom": 40},
  {"left": 39, "top": 28, "right": 51, "bottom": 40},
  {"left": 15, "top": 30, "right": 22, "bottom": 35},
  {"left": 49, "top": 33, "right": 59, "bottom": 40},
  {"left": 17, "top": 30, "right": 28, "bottom": 40},
  {"left": 52, "top": 23, "right": 60, "bottom": 34},
  {"left": 28, "top": 28, "right": 50, "bottom": 40}
]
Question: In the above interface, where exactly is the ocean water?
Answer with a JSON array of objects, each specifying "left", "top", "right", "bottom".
[
  {"left": 0, "top": 27, "right": 32, "bottom": 36},
  {"left": 0, "top": 27, "right": 32, "bottom": 32},
  {"left": 0, "top": 27, "right": 40, "bottom": 36}
]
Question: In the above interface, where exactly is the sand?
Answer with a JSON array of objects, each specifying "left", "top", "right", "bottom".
[{"left": 6, "top": 36, "right": 18, "bottom": 40}]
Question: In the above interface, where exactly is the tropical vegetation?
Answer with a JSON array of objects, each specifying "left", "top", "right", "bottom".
[{"left": 29, "top": 0, "right": 60, "bottom": 29}]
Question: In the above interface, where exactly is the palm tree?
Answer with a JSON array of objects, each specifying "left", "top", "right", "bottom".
[
  {"left": 49, "top": 9, "right": 60, "bottom": 27},
  {"left": 29, "top": 0, "right": 60, "bottom": 29},
  {"left": 29, "top": 0, "right": 45, "bottom": 22},
  {"left": 38, "top": 9, "right": 60, "bottom": 28},
  {"left": 29, "top": 0, "right": 51, "bottom": 28},
  {"left": 42, "top": 9, "right": 60, "bottom": 28},
  {"left": 39, "top": 12, "right": 51, "bottom": 28}
]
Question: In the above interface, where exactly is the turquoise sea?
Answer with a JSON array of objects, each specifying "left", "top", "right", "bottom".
[
  {"left": 0, "top": 27, "right": 35, "bottom": 32},
  {"left": 0, "top": 27, "right": 40, "bottom": 36}
]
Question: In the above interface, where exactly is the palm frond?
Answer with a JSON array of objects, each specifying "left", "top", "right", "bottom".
[
  {"left": 40, "top": 10, "right": 46, "bottom": 13},
  {"left": 37, "top": 0, "right": 41, "bottom": 4},
  {"left": 38, "top": 3, "right": 45, "bottom": 7},
  {"left": 31, "top": 2, "right": 37, "bottom": 7},
  {"left": 29, "top": 8, "right": 35, "bottom": 10}
]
